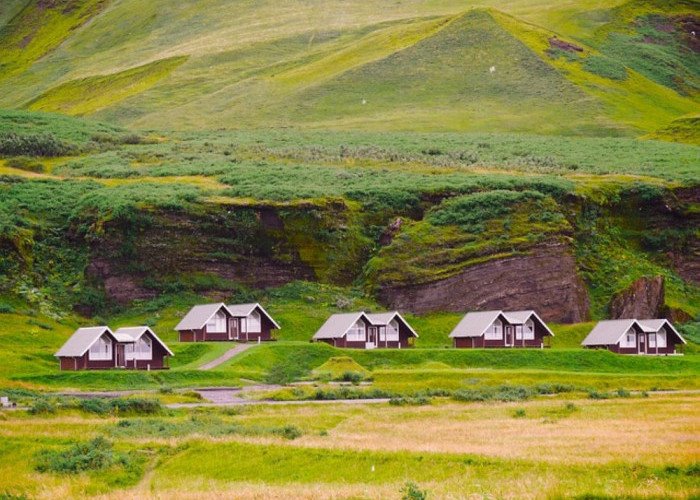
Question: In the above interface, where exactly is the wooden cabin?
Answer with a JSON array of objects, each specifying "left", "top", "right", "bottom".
[
  {"left": 175, "top": 302, "right": 279, "bottom": 342},
  {"left": 113, "top": 326, "right": 174, "bottom": 369},
  {"left": 581, "top": 319, "right": 685, "bottom": 355},
  {"left": 55, "top": 326, "right": 173, "bottom": 370},
  {"left": 312, "top": 311, "right": 418, "bottom": 349},
  {"left": 226, "top": 303, "right": 280, "bottom": 342},
  {"left": 449, "top": 310, "right": 554, "bottom": 348}
]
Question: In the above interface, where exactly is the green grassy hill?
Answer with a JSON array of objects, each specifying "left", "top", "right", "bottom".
[{"left": 0, "top": 0, "right": 696, "bottom": 138}]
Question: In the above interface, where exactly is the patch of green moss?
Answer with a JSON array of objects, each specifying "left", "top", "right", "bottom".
[{"left": 364, "top": 195, "right": 571, "bottom": 289}]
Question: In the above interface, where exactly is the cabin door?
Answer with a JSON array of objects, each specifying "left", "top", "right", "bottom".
[
  {"left": 366, "top": 327, "right": 377, "bottom": 349},
  {"left": 116, "top": 345, "right": 125, "bottom": 367},
  {"left": 229, "top": 318, "right": 236, "bottom": 340},
  {"left": 505, "top": 326, "right": 514, "bottom": 347},
  {"left": 638, "top": 333, "right": 646, "bottom": 354}
]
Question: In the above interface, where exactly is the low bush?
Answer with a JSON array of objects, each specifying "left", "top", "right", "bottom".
[
  {"left": 588, "top": 390, "right": 611, "bottom": 399},
  {"left": 401, "top": 482, "right": 428, "bottom": 500},
  {"left": 0, "top": 133, "right": 76, "bottom": 157},
  {"left": 272, "top": 425, "right": 303, "bottom": 440},
  {"left": 28, "top": 399, "right": 56, "bottom": 415},
  {"left": 337, "top": 371, "right": 365, "bottom": 384},
  {"left": 80, "top": 397, "right": 161, "bottom": 416},
  {"left": 389, "top": 396, "right": 431, "bottom": 406},
  {"left": 453, "top": 385, "right": 532, "bottom": 403},
  {"left": 513, "top": 408, "right": 527, "bottom": 418},
  {"left": 35, "top": 437, "right": 124, "bottom": 474}
]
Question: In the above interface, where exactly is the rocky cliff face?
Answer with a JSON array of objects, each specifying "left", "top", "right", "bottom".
[
  {"left": 83, "top": 201, "right": 364, "bottom": 304},
  {"left": 379, "top": 243, "right": 590, "bottom": 323},
  {"left": 609, "top": 275, "right": 665, "bottom": 320}
]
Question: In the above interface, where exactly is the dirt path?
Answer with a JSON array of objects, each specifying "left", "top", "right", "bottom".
[
  {"left": 197, "top": 343, "right": 255, "bottom": 370},
  {"left": 166, "top": 398, "right": 392, "bottom": 408}
]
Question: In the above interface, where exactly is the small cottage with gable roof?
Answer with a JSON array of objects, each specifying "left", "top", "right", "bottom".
[
  {"left": 449, "top": 310, "right": 554, "bottom": 348},
  {"left": 113, "top": 326, "right": 174, "bottom": 369},
  {"left": 55, "top": 326, "right": 173, "bottom": 370},
  {"left": 312, "top": 311, "right": 418, "bottom": 349},
  {"left": 175, "top": 302, "right": 279, "bottom": 342},
  {"left": 582, "top": 319, "right": 685, "bottom": 355}
]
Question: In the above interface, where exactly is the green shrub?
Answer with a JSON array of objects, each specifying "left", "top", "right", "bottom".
[
  {"left": 79, "top": 398, "right": 111, "bottom": 415},
  {"left": 28, "top": 399, "right": 55, "bottom": 415},
  {"left": 513, "top": 408, "right": 527, "bottom": 418},
  {"left": 0, "top": 302, "right": 15, "bottom": 313},
  {"left": 616, "top": 388, "right": 631, "bottom": 398},
  {"left": 428, "top": 190, "right": 544, "bottom": 229},
  {"left": 338, "top": 371, "right": 364, "bottom": 384},
  {"left": 453, "top": 385, "right": 532, "bottom": 403},
  {"left": 389, "top": 396, "right": 431, "bottom": 406},
  {"left": 0, "top": 133, "right": 76, "bottom": 157},
  {"left": 401, "top": 482, "right": 428, "bottom": 500},
  {"left": 35, "top": 437, "right": 121, "bottom": 474},
  {"left": 272, "top": 425, "right": 303, "bottom": 440},
  {"left": 110, "top": 398, "right": 161, "bottom": 415},
  {"left": 588, "top": 390, "right": 611, "bottom": 400}
]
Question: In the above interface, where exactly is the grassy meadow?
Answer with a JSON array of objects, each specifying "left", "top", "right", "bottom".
[
  {"left": 0, "top": 0, "right": 698, "bottom": 496},
  {"left": 0, "top": 393, "right": 698, "bottom": 499}
]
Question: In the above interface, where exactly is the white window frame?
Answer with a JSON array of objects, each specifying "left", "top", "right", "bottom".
[
  {"left": 346, "top": 320, "right": 366, "bottom": 342},
  {"left": 126, "top": 336, "right": 152, "bottom": 361},
  {"left": 89, "top": 335, "right": 112, "bottom": 361},
  {"left": 485, "top": 319, "right": 503, "bottom": 340},
  {"left": 384, "top": 319, "right": 399, "bottom": 342},
  {"left": 524, "top": 319, "right": 535, "bottom": 340},
  {"left": 656, "top": 328, "right": 667, "bottom": 348},
  {"left": 514, "top": 325, "right": 524, "bottom": 340},
  {"left": 621, "top": 329, "right": 636, "bottom": 348},
  {"left": 206, "top": 310, "right": 227, "bottom": 333},
  {"left": 247, "top": 310, "right": 261, "bottom": 333}
]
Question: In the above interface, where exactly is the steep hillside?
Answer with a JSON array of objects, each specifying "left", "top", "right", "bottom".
[
  {"left": 0, "top": 112, "right": 697, "bottom": 326},
  {"left": 0, "top": 1, "right": 696, "bottom": 136}
]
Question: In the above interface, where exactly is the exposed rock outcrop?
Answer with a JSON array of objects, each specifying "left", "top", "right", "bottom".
[
  {"left": 609, "top": 275, "right": 665, "bottom": 320},
  {"left": 380, "top": 243, "right": 590, "bottom": 323}
]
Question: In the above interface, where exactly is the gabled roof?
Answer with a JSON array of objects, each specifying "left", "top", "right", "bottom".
[
  {"left": 366, "top": 311, "right": 419, "bottom": 338},
  {"left": 114, "top": 326, "right": 175, "bottom": 356},
  {"left": 581, "top": 319, "right": 639, "bottom": 346},
  {"left": 449, "top": 310, "right": 504, "bottom": 338},
  {"left": 226, "top": 302, "right": 281, "bottom": 329},
  {"left": 174, "top": 303, "right": 231, "bottom": 331},
  {"left": 55, "top": 326, "right": 115, "bottom": 357},
  {"left": 503, "top": 310, "right": 554, "bottom": 337},
  {"left": 637, "top": 319, "right": 686, "bottom": 344},
  {"left": 313, "top": 312, "right": 370, "bottom": 340},
  {"left": 450, "top": 310, "right": 554, "bottom": 338}
]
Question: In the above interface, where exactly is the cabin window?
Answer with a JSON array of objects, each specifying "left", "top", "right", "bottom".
[
  {"left": 346, "top": 320, "right": 365, "bottom": 342},
  {"left": 524, "top": 319, "right": 535, "bottom": 340},
  {"left": 126, "top": 336, "right": 152, "bottom": 360},
  {"left": 206, "top": 310, "right": 227, "bottom": 333},
  {"left": 89, "top": 335, "right": 112, "bottom": 360},
  {"left": 380, "top": 319, "right": 399, "bottom": 342},
  {"left": 248, "top": 310, "right": 261, "bottom": 333},
  {"left": 621, "top": 329, "right": 636, "bottom": 348},
  {"left": 485, "top": 319, "right": 503, "bottom": 340},
  {"left": 514, "top": 325, "right": 524, "bottom": 340},
  {"left": 656, "top": 328, "right": 667, "bottom": 348}
]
